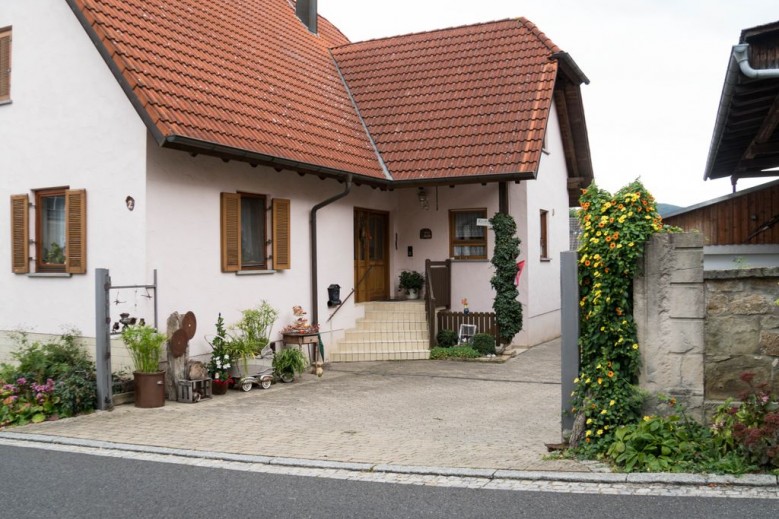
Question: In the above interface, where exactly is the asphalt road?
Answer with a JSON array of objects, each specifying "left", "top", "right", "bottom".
[{"left": 1, "top": 445, "right": 776, "bottom": 519}]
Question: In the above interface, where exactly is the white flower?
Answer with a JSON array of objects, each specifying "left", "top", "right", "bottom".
[
  {"left": 225, "top": 363, "right": 231, "bottom": 369},
  {"left": 214, "top": 373, "right": 220, "bottom": 380}
]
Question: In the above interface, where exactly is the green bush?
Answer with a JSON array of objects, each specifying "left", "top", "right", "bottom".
[
  {"left": 430, "top": 346, "right": 480, "bottom": 360},
  {"left": 121, "top": 324, "right": 166, "bottom": 373},
  {"left": 436, "top": 329, "right": 458, "bottom": 348},
  {"left": 471, "top": 333, "right": 496, "bottom": 356},
  {"left": 0, "top": 331, "right": 97, "bottom": 423}
]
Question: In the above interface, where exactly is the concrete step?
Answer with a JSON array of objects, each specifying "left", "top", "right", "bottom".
[
  {"left": 344, "top": 329, "right": 428, "bottom": 342},
  {"left": 330, "top": 350, "right": 430, "bottom": 362},
  {"left": 355, "top": 320, "right": 429, "bottom": 332}
]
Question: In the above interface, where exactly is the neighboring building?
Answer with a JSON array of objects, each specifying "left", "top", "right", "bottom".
[
  {"left": 666, "top": 20, "right": 779, "bottom": 270},
  {"left": 0, "top": 0, "right": 593, "bottom": 365}
]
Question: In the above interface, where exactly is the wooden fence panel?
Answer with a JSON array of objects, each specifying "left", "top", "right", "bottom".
[{"left": 436, "top": 310, "right": 499, "bottom": 344}]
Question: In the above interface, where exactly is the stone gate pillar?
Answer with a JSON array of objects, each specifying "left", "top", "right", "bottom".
[{"left": 634, "top": 233, "right": 705, "bottom": 421}]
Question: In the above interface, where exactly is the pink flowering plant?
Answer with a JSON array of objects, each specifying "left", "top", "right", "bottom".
[{"left": 1, "top": 377, "right": 60, "bottom": 427}]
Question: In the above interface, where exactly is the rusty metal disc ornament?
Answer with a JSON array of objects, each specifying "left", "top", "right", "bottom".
[
  {"left": 170, "top": 328, "right": 189, "bottom": 358},
  {"left": 182, "top": 311, "right": 197, "bottom": 340}
]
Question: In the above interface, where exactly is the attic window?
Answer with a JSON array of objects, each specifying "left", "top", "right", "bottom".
[{"left": 0, "top": 26, "right": 11, "bottom": 104}]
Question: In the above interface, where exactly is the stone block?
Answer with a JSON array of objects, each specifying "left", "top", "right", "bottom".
[
  {"left": 669, "top": 285, "right": 705, "bottom": 318},
  {"left": 705, "top": 316, "right": 760, "bottom": 356},
  {"left": 670, "top": 232, "right": 705, "bottom": 249},
  {"left": 670, "top": 250, "right": 704, "bottom": 283},
  {"left": 730, "top": 294, "right": 773, "bottom": 315},
  {"left": 680, "top": 354, "right": 704, "bottom": 390},
  {"left": 760, "top": 331, "right": 779, "bottom": 356},
  {"left": 704, "top": 355, "right": 772, "bottom": 400},
  {"left": 705, "top": 292, "right": 729, "bottom": 315},
  {"left": 761, "top": 315, "right": 779, "bottom": 330},
  {"left": 668, "top": 319, "right": 704, "bottom": 353}
]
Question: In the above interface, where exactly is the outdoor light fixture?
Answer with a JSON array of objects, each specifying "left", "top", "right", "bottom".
[{"left": 418, "top": 187, "right": 429, "bottom": 210}]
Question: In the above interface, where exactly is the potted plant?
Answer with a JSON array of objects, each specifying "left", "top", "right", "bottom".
[
  {"left": 398, "top": 270, "right": 425, "bottom": 300},
  {"left": 226, "top": 301, "right": 278, "bottom": 379},
  {"left": 208, "top": 314, "right": 233, "bottom": 394},
  {"left": 272, "top": 347, "right": 308, "bottom": 383},
  {"left": 121, "top": 324, "right": 167, "bottom": 408}
]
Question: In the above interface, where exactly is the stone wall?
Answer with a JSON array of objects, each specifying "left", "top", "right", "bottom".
[
  {"left": 634, "top": 232, "right": 779, "bottom": 421},
  {"left": 634, "top": 233, "right": 706, "bottom": 420},
  {"left": 704, "top": 267, "right": 779, "bottom": 405}
]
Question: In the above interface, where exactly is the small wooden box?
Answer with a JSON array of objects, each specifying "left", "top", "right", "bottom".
[{"left": 177, "top": 379, "right": 212, "bottom": 403}]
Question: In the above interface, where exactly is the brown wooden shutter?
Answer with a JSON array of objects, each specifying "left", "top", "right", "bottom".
[
  {"left": 0, "top": 27, "right": 11, "bottom": 103},
  {"left": 221, "top": 192, "right": 241, "bottom": 272},
  {"left": 272, "top": 198, "right": 291, "bottom": 270},
  {"left": 10, "top": 194, "right": 29, "bottom": 274},
  {"left": 65, "top": 189, "right": 87, "bottom": 274}
]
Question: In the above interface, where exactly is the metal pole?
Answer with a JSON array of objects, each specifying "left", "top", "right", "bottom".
[
  {"left": 560, "top": 251, "right": 579, "bottom": 435},
  {"left": 95, "top": 268, "right": 113, "bottom": 411}
]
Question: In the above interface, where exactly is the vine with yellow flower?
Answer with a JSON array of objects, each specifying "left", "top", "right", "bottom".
[{"left": 570, "top": 180, "right": 665, "bottom": 452}]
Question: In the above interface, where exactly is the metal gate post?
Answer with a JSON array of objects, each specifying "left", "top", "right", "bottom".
[
  {"left": 560, "top": 251, "right": 579, "bottom": 434},
  {"left": 95, "top": 268, "right": 113, "bottom": 411}
]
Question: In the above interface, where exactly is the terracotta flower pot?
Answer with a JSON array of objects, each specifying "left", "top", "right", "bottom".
[
  {"left": 133, "top": 371, "right": 166, "bottom": 408},
  {"left": 212, "top": 381, "right": 228, "bottom": 395}
]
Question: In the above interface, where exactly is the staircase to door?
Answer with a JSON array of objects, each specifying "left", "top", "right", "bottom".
[{"left": 330, "top": 301, "right": 430, "bottom": 362}]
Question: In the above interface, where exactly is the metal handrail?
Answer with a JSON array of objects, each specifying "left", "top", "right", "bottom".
[{"left": 326, "top": 264, "right": 374, "bottom": 324}]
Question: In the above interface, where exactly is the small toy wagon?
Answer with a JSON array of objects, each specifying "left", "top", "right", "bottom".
[{"left": 237, "top": 367, "right": 273, "bottom": 392}]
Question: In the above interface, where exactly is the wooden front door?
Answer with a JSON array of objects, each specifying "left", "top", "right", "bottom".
[{"left": 354, "top": 208, "right": 389, "bottom": 303}]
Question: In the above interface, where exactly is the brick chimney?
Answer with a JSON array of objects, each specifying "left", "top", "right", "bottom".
[{"left": 296, "top": 0, "right": 318, "bottom": 34}]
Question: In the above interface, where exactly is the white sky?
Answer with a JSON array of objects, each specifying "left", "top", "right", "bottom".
[{"left": 319, "top": 0, "right": 779, "bottom": 207}]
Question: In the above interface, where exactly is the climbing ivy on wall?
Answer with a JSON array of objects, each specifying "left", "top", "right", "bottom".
[
  {"left": 571, "top": 180, "right": 664, "bottom": 451},
  {"left": 490, "top": 212, "right": 523, "bottom": 345}
]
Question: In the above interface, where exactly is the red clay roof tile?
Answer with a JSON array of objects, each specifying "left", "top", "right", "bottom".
[
  {"left": 70, "top": 1, "right": 579, "bottom": 183},
  {"left": 73, "top": 0, "right": 385, "bottom": 179},
  {"left": 332, "top": 18, "right": 559, "bottom": 181}
]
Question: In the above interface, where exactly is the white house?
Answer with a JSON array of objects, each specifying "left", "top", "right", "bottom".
[{"left": 0, "top": 0, "right": 593, "bottom": 368}]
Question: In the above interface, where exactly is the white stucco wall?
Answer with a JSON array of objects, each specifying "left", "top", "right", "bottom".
[
  {"left": 512, "top": 102, "right": 571, "bottom": 346},
  {"left": 0, "top": 1, "right": 147, "bottom": 353},
  {"left": 145, "top": 145, "right": 404, "bottom": 358}
]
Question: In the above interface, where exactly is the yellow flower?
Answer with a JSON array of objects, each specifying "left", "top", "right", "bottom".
[
  {"left": 600, "top": 409, "right": 607, "bottom": 415},
  {"left": 586, "top": 418, "right": 593, "bottom": 425},
  {"left": 597, "top": 429, "right": 603, "bottom": 436},
  {"left": 586, "top": 430, "right": 592, "bottom": 437},
  {"left": 643, "top": 415, "right": 652, "bottom": 422},
  {"left": 609, "top": 400, "right": 615, "bottom": 407},
  {"left": 632, "top": 343, "right": 639, "bottom": 350},
  {"left": 597, "top": 378, "right": 603, "bottom": 385},
  {"left": 574, "top": 377, "right": 580, "bottom": 384}
]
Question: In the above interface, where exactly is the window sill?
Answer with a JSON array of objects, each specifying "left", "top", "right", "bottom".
[
  {"left": 540, "top": 257, "right": 552, "bottom": 263},
  {"left": 0, "top": 99, "right": 12, "bottom": 106},
  {"left": 28, "top": 272, "right": 72, "bottom": 278},
  {"left": 450, "top": 258, "right": 489, "bottom": 263},
  {"left": 236, "top": 269, "right": 276, "bottom": 276}
]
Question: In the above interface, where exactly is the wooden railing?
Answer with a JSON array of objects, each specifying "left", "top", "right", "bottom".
[
  {"left": 424, "top": 259, "right": 451, "bottom": 347},
  {"left": 436, "top": 310, "right": 500, "bottom": 345}
]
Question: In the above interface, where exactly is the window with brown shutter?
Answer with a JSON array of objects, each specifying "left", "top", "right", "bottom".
[
  {"left": 221, "top": 192, "right": 289, "bottom": 272},
  {"left": 11, "top": 188, "right": 87, "bottom": 274},
  {"left": 0, "top": 26, "right": 11, "bottom": 104},
  {"left": 10, "top": 194, "right": 29, "bottom": 273}
]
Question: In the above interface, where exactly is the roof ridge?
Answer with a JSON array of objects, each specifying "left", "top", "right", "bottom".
[
  {"left": 516, "top": 16, "right": 562, "bottom": 54},
  {"left": 332, "top": 17, "right": 554, "bottom": 50}
]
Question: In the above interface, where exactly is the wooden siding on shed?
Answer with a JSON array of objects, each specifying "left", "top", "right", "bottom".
[{"left": 664, "top": 183, "right": 778, "bottom": 245}]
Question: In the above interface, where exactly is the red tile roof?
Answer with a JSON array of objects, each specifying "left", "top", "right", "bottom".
[
  {"left": 71, "top": 0, "right": 386, "bottom": 179},
  {"left": 69, "top": 1, "right": 588, "bottom": 185},
  {"left": 332, "top": 18, "right": 560, "bottom": 181}
]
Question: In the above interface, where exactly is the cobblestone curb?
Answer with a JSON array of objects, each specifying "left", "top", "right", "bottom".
[{"left": 2, "top": 431, "right": 776, "bottom": 488}]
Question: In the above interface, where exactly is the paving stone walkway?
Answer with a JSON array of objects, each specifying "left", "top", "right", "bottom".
[{"left": 10, "top": 339, "right": 581, "bottom": 471}]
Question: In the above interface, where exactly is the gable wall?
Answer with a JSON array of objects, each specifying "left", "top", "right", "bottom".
[
  {"left": 0, "top": 1, "right": 148, "bottom": 347},
  {"left": 513, "top": 102, "right": 571, "bottom": 346}
]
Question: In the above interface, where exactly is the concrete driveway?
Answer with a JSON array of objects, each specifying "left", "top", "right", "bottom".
[{"left": 10, "top": 339, "right": 586, "bottom": 472}]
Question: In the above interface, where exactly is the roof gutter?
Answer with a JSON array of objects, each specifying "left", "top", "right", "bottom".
[
  {"left": 732, "top": 44, "right": 779, "bottom": 79},
  {"left": 704, "top": 44, "right": 779, "bottom": 181},
  {"left": 311, "top": 175, "right": 352, "bottom": 328}
]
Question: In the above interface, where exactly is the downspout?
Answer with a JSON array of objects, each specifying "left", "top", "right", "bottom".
[
  {"left": 311, "top": 175, "right": 353, "bottom": 327},
  {"left": 732, "top": 44, "right": 779, "bottom": 79}
]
